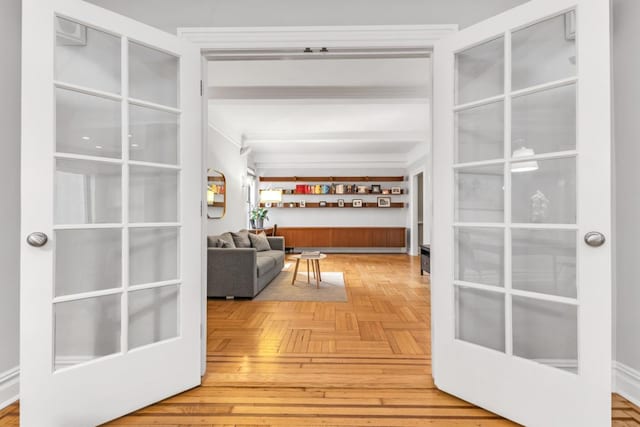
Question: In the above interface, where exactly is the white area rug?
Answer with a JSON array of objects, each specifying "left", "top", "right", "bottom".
[{"left": 253, "top": 271, "right": 347, "bottom": 302}]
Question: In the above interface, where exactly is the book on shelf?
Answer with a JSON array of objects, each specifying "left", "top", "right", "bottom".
[{"left": 300, "top": 250, "right": 321, "bottom": 258}]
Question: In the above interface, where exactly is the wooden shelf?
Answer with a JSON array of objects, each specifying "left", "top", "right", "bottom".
[
  {"left": 280, "top": 190, "right": 406, "bottom": 196},
  {"left": 260, "top": 176, "right": 405, "bottom": 182},
  {"left": 260, "top": 202, "right": 405, "bottom": 208}
]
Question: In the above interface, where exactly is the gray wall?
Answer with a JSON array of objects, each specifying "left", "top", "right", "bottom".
[
  {"left": 0, "top": 0, "right": 21, "bottom": 377},
  {"left": 613, "top": 0, "right": 640, "bottom": 374},
  {"left": 85, "top": 0, "right": 529, "bottom": 33}
]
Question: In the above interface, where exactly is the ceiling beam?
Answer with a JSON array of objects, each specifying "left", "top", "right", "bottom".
[
  {"left": 243, "top": 131, "right": 427, "bottom": 145},
  {"left": 208, "top": 85, "right": 429, "bottom": 101}
]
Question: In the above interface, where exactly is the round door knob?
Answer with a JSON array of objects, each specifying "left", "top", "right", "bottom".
[
  {"left": 26, "top": 232, "right": 48, "bottom": 247},
  {"left": 584, "top": 231, "right": 605, "bottom": 247}
]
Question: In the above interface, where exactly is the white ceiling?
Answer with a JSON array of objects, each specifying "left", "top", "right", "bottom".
[{"left": 207, "top": 57, "right": 431, "bottom": 164}]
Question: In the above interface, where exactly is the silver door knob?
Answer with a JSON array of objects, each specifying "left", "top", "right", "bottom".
[
  {"left": 26, "top": 232, "right": 48, "bottom": 247},
  {"left": 584, "top": 231, "right": 605, "bottom": 247}
]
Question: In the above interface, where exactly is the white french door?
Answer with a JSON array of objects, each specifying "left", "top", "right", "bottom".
[
  {"left": 20, "top": 1, "right": 202, "bottom": 425},
  {"left": 431, "top": 0, "right": 611, "bottom": 426}
]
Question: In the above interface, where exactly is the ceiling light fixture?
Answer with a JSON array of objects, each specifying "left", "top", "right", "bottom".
[
  {"left": 511, "top": 146, "right": 539, "bottom": 173},
  {"left": 81, "top": 136, "right": 90, "bottom": 141}
]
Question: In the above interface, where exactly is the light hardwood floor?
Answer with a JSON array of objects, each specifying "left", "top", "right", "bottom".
[{"left": 1, "top": 254, "right": 638, "bottom": 426}]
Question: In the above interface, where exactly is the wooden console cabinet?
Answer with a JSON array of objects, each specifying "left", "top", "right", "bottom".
[{"left": 276, "top": 227, "right": 406, "bottom": 248}]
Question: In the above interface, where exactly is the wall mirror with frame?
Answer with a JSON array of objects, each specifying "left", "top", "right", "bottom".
[{"left": 207, "top": 169, "right": 226, "bottom": 219}]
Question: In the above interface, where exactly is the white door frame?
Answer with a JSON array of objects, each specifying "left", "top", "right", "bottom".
[{"left": 179, "top": 24, "right": 457, "bottom": 370}]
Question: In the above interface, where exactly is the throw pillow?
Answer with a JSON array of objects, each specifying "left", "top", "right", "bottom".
[
  {"left": 231, "top": 229, "right": 252, "bottom": 248},
  {"left": 217, "top": 238, "right": 234, "bottom": 248},
  {"left": 206, "top": 236, "right": 218, "bottom": 248},
  {"left": 249, "top": 232, "right": 271, "bottom": 252},
  {"left": 219, "top": 232, "right": 237, "bottom": 248}
]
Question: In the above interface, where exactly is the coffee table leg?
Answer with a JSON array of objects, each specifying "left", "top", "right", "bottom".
[
  {"left": 314, "top": 260, "right": 320, "bottom": 288},
  {"left": 306, "top": 259, "right": 310, "bottom": 283},
  {"left": 291, "top": 259, "right": 300, "bottom": 285},
  {"left": 316, "top": 260, "right": 322, "bottom": 282}
]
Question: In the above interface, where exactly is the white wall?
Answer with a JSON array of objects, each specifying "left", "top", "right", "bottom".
[
  {"left": 206, "top": 126, "right": 249, "bottom": 235},
  {"left": 0, "top": 0, "right": 21, "bottom": 407},
  {"left": 85, "top": 0, "right": 529, "bottom": 33},
  {"left": 612, "top": 0, "right": 640, "bottom": 406}
]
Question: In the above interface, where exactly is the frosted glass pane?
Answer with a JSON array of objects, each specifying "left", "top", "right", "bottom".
[
  {"left": 55, "top": 229, "right": 122, "bottom": 297},
  {"left": 512, "top": 229, "right": 576, "bottom": 298},
  {"left": 56, "top": 88, "right": 121, "bottom": 159},
  {"left": 512, "top": 13, "right": 577, "bottom": 90},
  {"left": 129, "top": 285, "right": 179, "bottom": 349},
  {"left": 455, "top": 164, "right": 504, "bottom": 222},
  {"left": 456, "top": 286, "right": 505, "bottom": 352},
  {"left": 129, "top": 227, "right": 179, "bottom": 286},
  {"left": 456, "top": 37, "right": 504, "bottom": 104},
  {"left": 129, "top": 42, "right": 178, "bottom": 107},
  {"left": 55, "top": 17, "right": 120, "bottom": 94},
  {"left": 54, "top": 294, "right": 121, "bottom": 371},
  {"left": 456, "top": 227, "right": 504, "bottom": 287},
  {"left": 55, "top": 159, "right": 122, "bottom": 225},
  {"left": 512, "top": 296, "right": 577, "bottom": 373},
  {"left": 129, "top": 166, "right": 178, "bottom": 223},
  {"left": 511, "top": 157, "right": 576, "bottom": 224},
  {"left": 512, "top": 84, "right": 576, "bottom": 157},
  {"left": 129, "top": 104, "right": 179, "bottom": 165},
  {"left": 456, "top": 101, "right": 504, "bottom": 163}
]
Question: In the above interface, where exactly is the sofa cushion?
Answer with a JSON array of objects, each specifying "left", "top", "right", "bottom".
[
  {"left": 256, "top": 254, "right": 276, "bottom": 276},
  {"left": 260, "top": 250, "right": 285, "bottom": 266},
  {"left": 231, "top": 229, "right": 251, "bottom": 248},
  {"left": 249, "top": 232, "right": 271, "bottom": 252},
  {"left": 219, "top": 232, "right": 236, "bottom": 248}
]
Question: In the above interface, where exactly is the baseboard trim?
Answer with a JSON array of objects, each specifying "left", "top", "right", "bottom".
[
  {"left": 0, "top": 367, "right": 19, "bottom": 410},
  {"left": 614, "top": 361, "right": 640, "bottom": 408}
]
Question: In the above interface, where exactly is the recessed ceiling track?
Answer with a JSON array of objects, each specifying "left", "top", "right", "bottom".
[{"left": 204, "top": 47, "right": 431, "bottom": 61}]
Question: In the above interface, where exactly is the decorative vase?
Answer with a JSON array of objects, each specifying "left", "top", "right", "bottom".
[
  {"left": 250, "top": 219, "right": 256, "bottom": 229},
  {"left": 256, "top": 218, "right": 264, "bottom": 229}
]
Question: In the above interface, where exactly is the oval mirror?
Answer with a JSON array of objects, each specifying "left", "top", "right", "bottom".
[{"left": 207, "top": 169, "right": 226, "bottom": 219}]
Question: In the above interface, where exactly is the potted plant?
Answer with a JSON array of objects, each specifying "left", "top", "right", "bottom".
[{"left": 249, "top": 206, "right": 269, "bottom": 229}]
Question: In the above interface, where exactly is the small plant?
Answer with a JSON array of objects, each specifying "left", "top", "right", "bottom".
[{"left": 249, "top": 206, "right": 269, "bottom": 229}]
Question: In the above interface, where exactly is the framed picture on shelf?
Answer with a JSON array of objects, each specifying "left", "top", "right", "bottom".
[
  {"left": 377, "top": 197, "right": 391, "bottom": 208},
  {"left": 391, "top": 187, "right": 402, "bottom": 195},
  {"left": 337, "top": 199, "right": 345, "bottom": 208},
  {"left": 299, "top": 200, "right": 306, "bottom": 208},
  {"left": 352, "top": 199, "right": 363, "bottom": 208},
  {"left": 319, "top": 201, "right": 327, "bottom": 207},
  {"left": 276, "top": 202, "right": 284, "bottom": 208},
  {"left": 371, "top": 184, "right": 381, "bottom": 193}
]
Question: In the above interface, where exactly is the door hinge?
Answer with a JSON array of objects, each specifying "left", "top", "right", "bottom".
[{"left": 200, "top": 80, "right": 203, "bottom": 96}]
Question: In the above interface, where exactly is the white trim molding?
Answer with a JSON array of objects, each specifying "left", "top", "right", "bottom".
[
  {"left": 0, "top": 367, "right": 19, "bottom": 410},
  {"left": 178, "top": 25, "right": 458, "bottom": 50},
  {"left": 614, "top": 361, "right": 640, "bottom": 408}
]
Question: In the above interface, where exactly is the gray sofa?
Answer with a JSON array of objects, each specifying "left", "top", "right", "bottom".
[{"left": 207, "top": 232, "right": 285, "bottom": 298}]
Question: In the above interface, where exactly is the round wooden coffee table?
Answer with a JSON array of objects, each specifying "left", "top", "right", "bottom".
[{"left": 290, "top": 253, "right": 327, "bottom": 289}]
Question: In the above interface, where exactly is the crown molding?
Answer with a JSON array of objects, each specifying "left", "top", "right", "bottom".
[
  {"left": 178, "top": 25, "right": 458, "bottom": 50},
  {"left": 207, "top": 122, "right": 242, "bottom": 148}
]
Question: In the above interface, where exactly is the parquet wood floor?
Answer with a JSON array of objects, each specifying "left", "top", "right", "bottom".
[{"left": 1, "top": 254, "right": 638, "bottom": 426}]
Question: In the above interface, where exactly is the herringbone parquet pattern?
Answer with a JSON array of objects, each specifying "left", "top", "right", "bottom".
[{"left": 1, "top": 255, "right": 638, "bottom": 426}]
